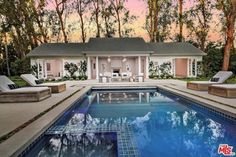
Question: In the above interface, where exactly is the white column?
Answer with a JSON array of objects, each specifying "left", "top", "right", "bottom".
[
  {"left": 96, "top": 56, "right": 99, "bottom": 79},
  {"left": 37, "top": 59, "right": 40, "bottom": 79},
  {"left": 138, "top": 56, "right": 141, "bottom": 75},
  {"left": 44, "top": 61, "right": 47, "bottom": 79},
  {"left": 87, "top": 56, "right": 91, "bottom": 79},
  {"left": 145, "top": 56, "right": 149, "bottom": 79},
  {"left": 173, "top": 59, "right": 176, "bottom": 77},
  {"left": 195, "top": 59, "right": 197, "bottom": 77}
]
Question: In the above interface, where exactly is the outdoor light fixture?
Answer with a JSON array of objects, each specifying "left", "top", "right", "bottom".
[
  {"left": 122, "top": 57, "right": 127, "bottom": 62},
  {"left": 107, "top": 57, "right": 111, "bottom": 62}
]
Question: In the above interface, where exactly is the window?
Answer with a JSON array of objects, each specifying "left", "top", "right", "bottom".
[{"left": 46, "top": 63, "right": 51, "bottom": 71}]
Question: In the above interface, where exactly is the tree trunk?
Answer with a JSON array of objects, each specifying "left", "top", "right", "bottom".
[
  {"left": 149, "top": 0, "right": 154, "bottom": 42},
  {"left": 95, "top": 9, "right": 100, "bottom": 37},
  {"left": 4, "top": 32, "right": 10, "bottom": 76},
  {"left": 116, "top": 9, "right": 122, "bottom": 37},
  {"left": 58, "top": 14, "right": 68, "bottom": 43},
  {"left": 79, "top": 13, "right": 86, "bottom": 43},
  {"left": 178, "top": 0, "right": 183, "bottom": 42},
  {"left": 222, "top": 14, "right": 235, "bottom": 70},
  {"left": 153, "top": 0, "right": 158, "bottom": 42}
]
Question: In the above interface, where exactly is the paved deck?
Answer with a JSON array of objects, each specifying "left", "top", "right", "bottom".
[{"left": 0, "top": 79, "right": 235, "bottom": 156}]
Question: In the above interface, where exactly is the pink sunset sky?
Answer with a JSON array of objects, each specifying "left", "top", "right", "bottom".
[{"left": 48, "top": 0, "right": 223, "bottom": 42}]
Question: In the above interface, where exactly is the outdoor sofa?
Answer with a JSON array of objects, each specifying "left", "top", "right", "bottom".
[
  {"left": 0, "top": 75, "right": 51, "bottom": 103},
  {"left": 21, "top": 74, "right": 66, "bottom": 93},
  {"left": 187, "top": 71, "right": 233, "bottom": 91},
  {"left": 208, "top": 84, "right": 236, "bottom": 98}
]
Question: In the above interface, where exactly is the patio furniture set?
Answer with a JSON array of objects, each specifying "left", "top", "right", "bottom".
[{"left": 99, "top": 72, "right": 144, "bottom": 83}]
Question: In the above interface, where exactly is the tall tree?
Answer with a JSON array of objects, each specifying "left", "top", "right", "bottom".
[
  {"left": 51, "top": 0, "right": 69, "bottom": 43},
  {"left": 101, "top": 0, "right": 115, "bottom": 37},
  {"left": 74, "top": 0, "right": 89, "bottom": 43},
  {"left": 145, "top": 0, "right": 173, "bottom": 42},
  {"left": 30, "top": 0, "right": 48, "bottom": 43},
  {"left": 216, "top": 0, "right": 236, "bottom": 70},
  {"left": 178, "top": 0, "right": 183, "bottom": 42},
  {"left": 90, "top": 0, "right": 102, "bottom": 37},
  {"left": 185, "top": 0, "right": 213, "bottom": 51}
]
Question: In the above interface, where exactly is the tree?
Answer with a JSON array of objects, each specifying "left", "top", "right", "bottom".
[
  {"left": 185, "top": 0, "right": 213, "bottom": 51},
  {"left": 89, "top": 0, "right": 102, "bottom": 37},
  {"left": 30, "top": 0, "right": 48, "bottom": 43},
  {"left": 101, "top": 0, "right": 115, "bottom": 37},
  {"left": 178, "top": 0, "right": 183, "bottom": 42},
  {"left": 50, "top": 0, "right": 69, "bottom": 43},
  {"left": 74, "top": 0, "right": 89, "bottom": 43},
  {"left": 216, "top": 0, "right": 236, "bottom": 70},
  {"left": 144, "top": 0, "right": 173, "bottom": 42}
]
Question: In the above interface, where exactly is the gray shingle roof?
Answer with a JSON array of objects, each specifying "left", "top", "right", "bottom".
[
  {"left": 27, "top": 38, "right": 206, "bottom": 57},
  {"left": 150, "top": 42, "right": 206, "bottom": 56},
  {"left": 85, "top": 37, "right": 151, "bottom": 53},
  {"left": 27, "top": 43, "right": 86, "bottom": 57}
]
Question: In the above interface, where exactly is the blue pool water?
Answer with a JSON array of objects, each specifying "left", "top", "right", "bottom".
[{"left": 22, "top": 88, "right": 236, "bottom": 157}]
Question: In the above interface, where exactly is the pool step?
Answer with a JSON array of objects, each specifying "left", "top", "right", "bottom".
[{"left": 46, "top": 124, "right": 140, "bottom": 157}]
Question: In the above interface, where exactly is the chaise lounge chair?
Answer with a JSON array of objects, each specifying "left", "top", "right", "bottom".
[
  {"left": 21, "top": 74, "right": 66, "bottom": 93},
  {"left": 0, "top": 75, "right": 51, "bottom": 103},
  {"left": 208, "top": 84, "right": 236, "bottom": 98},
  {"left": 187, "top": 71, "right": 233, "bottom": 91}
]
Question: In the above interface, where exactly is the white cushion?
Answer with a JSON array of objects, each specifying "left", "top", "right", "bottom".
[
  {"left": 0, "top": 75, "right": 15, "bottom": 91},
  {"left": 209, "top": 71, "right": 233, "bottom": 83},
  {"left": 211, "top": 84, "right": 236, "bottom": 89},
  {"left": 21, "top": 74, "right": 38, "bottom": 86},
  {"left": 6, "top": 87, "right": 49, "bottom": 93}
]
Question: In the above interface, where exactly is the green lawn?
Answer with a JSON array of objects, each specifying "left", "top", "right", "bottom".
[
  {"left": 9, "top": 76, "right": 28, "bottom": 87},
  {"left": 178, "top": 77, "right": 236, "bottom": 84}
]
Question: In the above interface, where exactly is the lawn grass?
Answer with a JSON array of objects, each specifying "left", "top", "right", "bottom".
[
  {"left": 178, "top": 76, "right": 236, "bottom": 84},
  {"left": 9, "top": 76, "right": 28, "bottom": 87}
]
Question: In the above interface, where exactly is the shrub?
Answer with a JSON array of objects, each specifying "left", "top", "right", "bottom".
[
  {"left": 64, "top": 62, "right": 78, "bottom": 77},
  {"left": 10, "top": 57, "right": 31, "bottom": 76}
]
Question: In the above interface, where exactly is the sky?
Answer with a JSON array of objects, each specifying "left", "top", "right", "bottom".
[{"left": 53, "top": 0, "right": 223, "bottom": 43}]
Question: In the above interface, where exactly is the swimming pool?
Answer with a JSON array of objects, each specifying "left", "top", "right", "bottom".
[{"left": 21, "top": 88, "right": 236, "bottom": 157}]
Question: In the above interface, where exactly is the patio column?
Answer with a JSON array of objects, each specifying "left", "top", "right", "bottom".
[
  {"left": 37, "top": 60, "right": 40, "bottom": 79},
  {"left": 194, "top": 59, "right": 197, "bottom": 77},
  {"left": 87, "top": 56, "right": 91, "bottom": 79},
  {"left": 96, "top": 56, "right": 99, "bottom": 79},
  {"left": 138, "top": 56, "right": 141, "bottom": 75},
  {"left": 145, "top": 56, "right": 149, "bottom": 78},
  {"left": 44, "top": 61, "right": 47, "bottom": 79}
]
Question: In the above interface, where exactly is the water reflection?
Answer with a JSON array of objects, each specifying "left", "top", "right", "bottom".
[{"left": 48, "top": 90, "right": 236, "bottom": 157}]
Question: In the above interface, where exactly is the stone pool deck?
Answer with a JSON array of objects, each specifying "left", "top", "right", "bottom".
[{"left": 0, "top": 79, "right": 235, "bottom": 156}]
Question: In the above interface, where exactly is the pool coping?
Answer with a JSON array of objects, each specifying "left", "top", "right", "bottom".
[
  {"left": 158, "top": 85, "right": 236, "bottom": 119},
  {"left": 0, "top": 86, "right": 92, "bottom": 157},
  {"left": 0, "top": 84, "right": 236, "bottom": 156}
]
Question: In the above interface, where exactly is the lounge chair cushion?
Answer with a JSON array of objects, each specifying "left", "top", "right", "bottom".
[
  {"left": 209, "top": 71, "right": 233, "bottom": 83},
  {"left": 21, "top": 74, "right": 38, "bottom": 86},
  {"left": 210, "top": 84, "right": 236, "bottom": 89},
  {"left": 5, "top": 87, "right": 49, "bottom": 93},
  {"left": 189, "top": 81, "right": 219, "bottom": 84},
  {"left": 0, "top": 75, "right": 16, "bottom": 91}
]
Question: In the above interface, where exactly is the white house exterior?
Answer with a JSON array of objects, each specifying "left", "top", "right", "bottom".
[{"left": 28, "top": 37, "right": 206, "bottom": 79}]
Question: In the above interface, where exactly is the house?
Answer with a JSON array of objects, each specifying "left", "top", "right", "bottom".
[{"left": 27, "top": 37, "right": 206, "bottom": 79}]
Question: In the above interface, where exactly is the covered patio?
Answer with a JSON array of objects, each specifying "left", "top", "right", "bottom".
[{"left": 86, "top": 55, "right": 149, "bottom": 82}]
